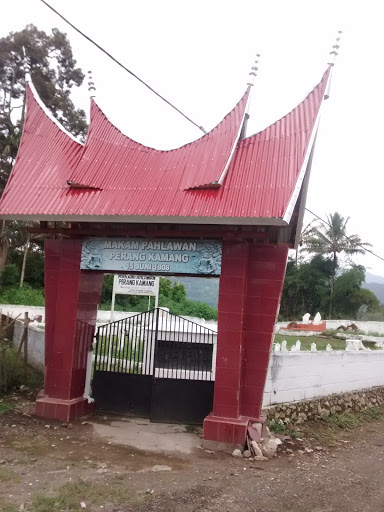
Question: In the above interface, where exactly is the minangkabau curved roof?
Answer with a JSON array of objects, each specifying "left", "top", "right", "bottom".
[{"left": 0, "top": 67, "right": 331, "bottom": 225}]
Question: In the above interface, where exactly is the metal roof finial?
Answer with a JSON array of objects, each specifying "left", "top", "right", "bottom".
[
  {"left": 328, "top": 30, "right": 342, "bottom": 66},
  {"left": 246, "top": 53, "right": 261, "bottom": 88},
  {"left": 87, "top": 70, "right": 96, "bottom": 98},
  {"left": 22, "top": 46, "right": 31, "bottom": 83}
]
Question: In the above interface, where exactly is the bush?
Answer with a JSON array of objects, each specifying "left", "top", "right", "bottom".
[
  {"left": 0, "top": 341, "right": 43, "bottom": 395},
  {"left": 0, "top": 264, "right": 20, "bottom": 286},
  {"left": 0, "top": 285, "right": 45, "bottom": 306},
  {"left": 100, "top": 275, "right": 218, "bottom": 320}
]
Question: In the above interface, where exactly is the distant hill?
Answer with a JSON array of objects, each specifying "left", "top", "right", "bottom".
[
  {"left": 169, "top": 272, "right": 384, "bottom": 309},
  {"left": 365, "top": 272, "right": 384, "bottom": 285},
  {"left": 170, "top": 277, "right": 219, "bottom": 307},
  {"left": 363, "top": 272, "right": 384, "bottom": 304}
]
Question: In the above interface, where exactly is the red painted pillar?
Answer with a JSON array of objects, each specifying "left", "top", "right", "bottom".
[
  {"left": 240, "top": 245, "right": 288, "bottom": 418},
  {"left": 35, "top": 239, "right": 104, "bottom": 422},
  {"left": 203, "top": 242, "right": 288, "bottom": 449}
]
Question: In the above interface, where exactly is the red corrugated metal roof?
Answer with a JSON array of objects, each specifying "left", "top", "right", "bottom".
[
  {"left": 0, "top": 85, "right": 83, "bottom": 217},
  {"left": 0, "top": 68, "right": 330, "bottom": 225},
  {"left": 69, "top": 88, "right": 250, "bottom": 191}
]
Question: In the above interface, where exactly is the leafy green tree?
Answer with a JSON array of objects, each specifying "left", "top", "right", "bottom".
[
  {"left": 99, "top": 276, "right": 217, "bottom": 320},
  {"left": 332, "top": 266, "right": 381, "bottom": 319},
  {"left": 302, "top": 212, "right": 371, "bottom": 318},
  {"left": 280, "top": 255, "right": 332, "bottom": 320},
  {"left": 0, "top": 263, "right": 19, "bottom": 286},
  {"left": 0, "top": 25, "right": 87, "bottom": 270}
]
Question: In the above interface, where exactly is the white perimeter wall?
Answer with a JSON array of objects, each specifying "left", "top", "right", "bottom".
[
  {"left": 12, "top": 320, "right": 45, "bottom": 372},
  {"left": 8, "top": 310, "right": 384, "bottom": 408},
  {"left": 263, "top": 351, "right": 384, "bottom": 407}
]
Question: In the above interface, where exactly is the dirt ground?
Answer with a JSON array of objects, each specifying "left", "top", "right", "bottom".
[{"left": 1, "top": 395, "right": 384, "bottom": 512}]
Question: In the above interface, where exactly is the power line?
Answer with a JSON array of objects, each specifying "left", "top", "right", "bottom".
[
  {"left": 39, "top": 0, "right": 207, "bottom": 134},
  {"left": 305, "top": 207, "right": 384, "bottom": 263}
]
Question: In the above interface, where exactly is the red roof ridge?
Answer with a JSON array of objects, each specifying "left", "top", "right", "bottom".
[
  {"left": 240, "top": 66, "right": 331, "bottom": 144},
  {"left": 89, "top": 87, "right": 251, "bottom": 154},
  {"left": 26, "top": 78, "right": 84, "bottom": 146},
  {"left": 68, "top": 87, "right": 251, "bottom": 191}
]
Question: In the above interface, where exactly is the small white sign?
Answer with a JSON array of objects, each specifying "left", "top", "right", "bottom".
[{"left": 114, "top": 274, "right": 159, "bottom": 296}]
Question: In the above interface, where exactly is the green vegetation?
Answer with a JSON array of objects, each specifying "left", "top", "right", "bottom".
[
  {"left": 268, "top": 418, "right": 299, "bottom": 438},
  {"left": 100, "top": 275, "right": 218, "bottom": 320},
  {"left": 32, "top": 479, "right": 142, "bottom": 511},
  {"left": 274, "top": 334, "right": 379, "bottom": 351},
  {"left": 302, "top": 212, "right": 372, "bottom": 318},
  {"left": 274, "top": 334, "right": 346, "bottom": 351},
  {"left": 0, "top": 283, "right": 44, "bottom": 306},
  {"left": 281, "top": 211, "right": 382, "bottom": 321},
  {"left": 323, "top": 407, "right": 383, "bottom": 430},
  {"left": 95, "top": 334, "right": 145, "bottom": 372},
  {"left": 0, "top": 401, "right": 14, "bottom": 415},
  {"left": 0, "top": 341, "right": 43, "bottom": 396},
  {"left": 280, "top": 256, "right": 382, "bottom": 321},
  {"left": 299, "top": 406, "right": 384, "bottom": 447}
]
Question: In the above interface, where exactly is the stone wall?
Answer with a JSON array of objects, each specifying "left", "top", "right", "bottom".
[
  {"left": 12, "top": 320, "right": 45, "bottom": 372},
  {"left": 265, "top": 386, "right": 384, "bottom": 423}
]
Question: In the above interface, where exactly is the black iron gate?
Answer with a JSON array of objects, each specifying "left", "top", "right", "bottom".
[{"left": 92, "top": 308, "right": 216, "bottom": 424}]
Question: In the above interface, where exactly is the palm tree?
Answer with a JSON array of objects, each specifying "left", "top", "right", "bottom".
[{"left": 302, "top": 212, "right": 371, "bottom": 318}]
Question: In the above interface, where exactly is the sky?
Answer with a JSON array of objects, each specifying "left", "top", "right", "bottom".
[{"left": 2, "top": 0, "right": 384, "bottom": 276}]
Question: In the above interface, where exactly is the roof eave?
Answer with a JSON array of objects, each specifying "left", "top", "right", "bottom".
[{"left": 0, "top": 213, "right": 288, "bottom": 227}]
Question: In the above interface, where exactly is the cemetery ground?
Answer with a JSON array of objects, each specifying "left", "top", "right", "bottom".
[
  {"left": 1, "top": 395, "right": 384, "bottom": 511},
  {"left": 273, "top": 333, "right": 380, "bottom": 351}
]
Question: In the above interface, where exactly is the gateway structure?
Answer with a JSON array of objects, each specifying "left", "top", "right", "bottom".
[{"left": 0, "top": 63, "right": 333, "bottom": 449}]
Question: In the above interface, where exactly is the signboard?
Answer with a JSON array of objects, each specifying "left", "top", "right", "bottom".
[
  {"left": 81, "top": 238, "right": 222, "bottom": 275},
  {"left": 114, "top": 274, "right": 159, "bottom": 296}
]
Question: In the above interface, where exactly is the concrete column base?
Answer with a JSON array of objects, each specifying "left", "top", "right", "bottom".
[
  {"left": 35, "top": 395, "right": 94, "bottom": 423},
  {"left": 203, "top": 412, "right": 268, "bottom": 452},
  {"left": 202, "top": 439, "right": 244, "bottom": 453},
  {"left": 203, "top": 414, "right": 249, "bottom": 450}
]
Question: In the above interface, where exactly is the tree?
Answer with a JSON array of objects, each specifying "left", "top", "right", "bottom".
[
  {"left": 0, "top": 24, "right": 87, "bottom": 269},
  {"left": 302, "top": 212, "right": 371, "bottom": 318},
  {"left": 333, "top": 266, "right": 381, "bottom": 319},
  {"left": 280, "top": 255, "right": 333, "bottom": 320}
]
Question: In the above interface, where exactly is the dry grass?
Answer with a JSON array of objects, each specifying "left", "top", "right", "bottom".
[{"left": 32, "top": 478, "right": 144, "bottom": 511}]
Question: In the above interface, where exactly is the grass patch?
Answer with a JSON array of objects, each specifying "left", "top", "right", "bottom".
[
  {"left": 274, "top": 334, "right": 379, "bottom": 351},
  {"left": 0, "top": 401, "right": 14, "bottom": 415},
  {"left": 274, "top": 334, "right": 346, "bottom": 351},
  {"left": 32, "top": 478, "right": 143, "bottom": 511},
  {"left": 0, "top": 468, "right": 20, "bottom": 484},
  {"left": 360, "top": 407, "right": 383, "bottom": 421},
  {"left": 94, "top": 334, "right": 145, "bottom": 373},
  {"left": 324, "top": 407, "right": 383, "bottom": 430},
  {"left": 268, "top": 418, "right": 300, "bottom": 439},
  {"left": 0, "top": 468, "right": 12, "bottom": 482},
  {"left": 0, "top": 341, "right": 43, "bottom": 396},
  {"left": 0, "top": 500, "right": 19, "bottom": 512},
  {"left": 324, "top": 411, "right": 362, "bottom": 429},
  {"left": 185, "top": 424, "right": 201, "bottom": 434},
  {"left": 301, "top": 407, "right": 384, "bottom": 447}
]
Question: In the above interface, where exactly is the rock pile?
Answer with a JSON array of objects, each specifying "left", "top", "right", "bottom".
[{"left": 232, "top": 428, "right": 282, "bottom": 461}]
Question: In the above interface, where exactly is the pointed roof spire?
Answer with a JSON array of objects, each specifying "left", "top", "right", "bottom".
[
  {"left": 325, "top": 30, "right": 342, "bottom": 99},
  {"left": 22, "top": 46, "right": 32, "bottom": 83},
  {"left": 87, "top": 70, "right": 96, "bottom": 98},
  {"left": 247, "top": 53, "right": 261, "bottom": 88},
  {"left": 328, "top": 30, "right": 342, "bottom": 67}
]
